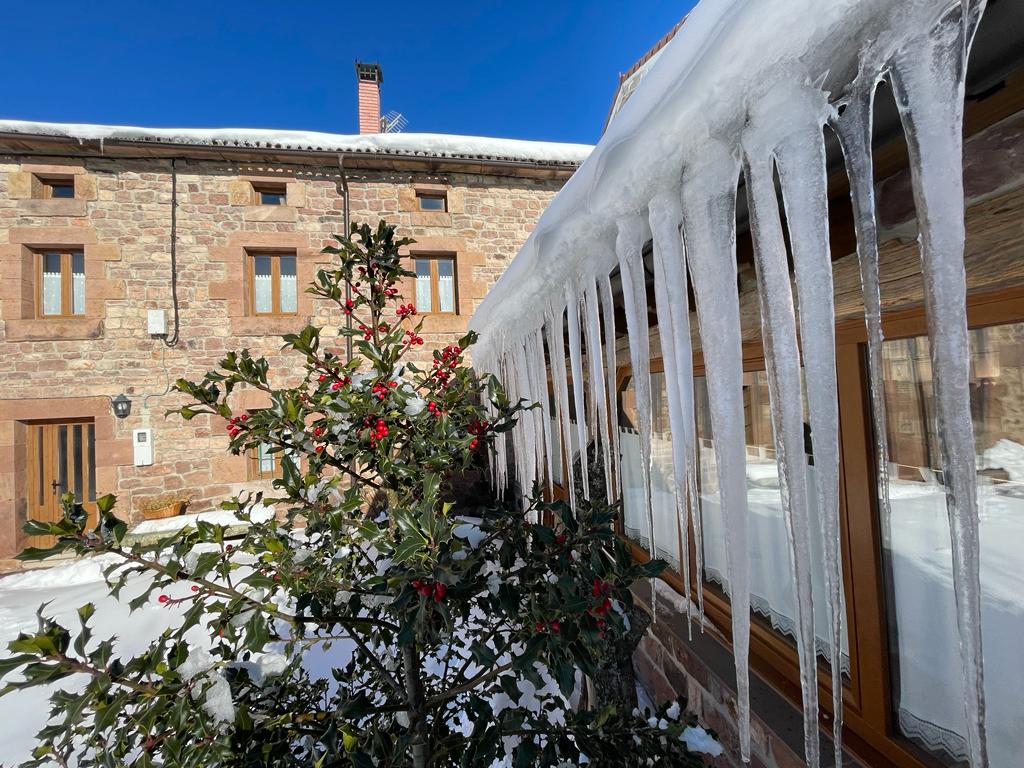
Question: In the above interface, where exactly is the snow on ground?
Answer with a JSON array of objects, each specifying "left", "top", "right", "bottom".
[
  {"left": 0, "top": 119, "right": 593, "bottom": 165},
  {"left": 129, "top": 504, "right": 276, "bottom": 537},
  {"left": 0, "top": 555, "right": 207, "bottom": 762}
]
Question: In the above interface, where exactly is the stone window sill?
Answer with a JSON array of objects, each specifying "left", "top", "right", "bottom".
[
  {"left": 4, "top": 317, "right": 102, "bottom": 341},
  {"left": 231, "top": 315, "right": 309, "bottom": 337},
  {"left": 242, "top": 205, "right": 297, "bottom": 223},
  {"left": 17, "top": 199, "right": 88, "bottom": 217}
]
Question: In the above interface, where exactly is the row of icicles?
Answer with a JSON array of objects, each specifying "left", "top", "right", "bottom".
[{"left": 474, "top": 2, "right": 989, "bottom": 766}]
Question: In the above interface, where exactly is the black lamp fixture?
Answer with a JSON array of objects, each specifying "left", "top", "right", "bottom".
[{"left": 111, "top": 394, "right": 132, "bottom": 419}]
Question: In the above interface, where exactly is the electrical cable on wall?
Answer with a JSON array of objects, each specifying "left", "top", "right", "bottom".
[{"left": 163, "top": 158, "right": 181, "bottom": 347}]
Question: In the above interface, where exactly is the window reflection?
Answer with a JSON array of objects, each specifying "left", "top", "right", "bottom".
[{"left": 879, "top": 322, "right": 1024, "bottom": 767}]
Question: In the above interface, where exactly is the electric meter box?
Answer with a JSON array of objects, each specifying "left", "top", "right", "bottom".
[
  {"left": 147, "top": 309, "right": 166, "bottom": 336},
  {"left": 133, "top": 428, "right": 154, "bottom": 466}
]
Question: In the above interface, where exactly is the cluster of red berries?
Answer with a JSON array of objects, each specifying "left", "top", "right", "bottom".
[
  {"left": 370, "top": 381, "right": 397, "bottom": 401},
  {"left": 343, "top": 298, "right": 355, "bottom": 315},
  {"left": 363, "top": 417, "right": 389, "bottom": 446},
  {"left": 431, "top": 345, "right": 462, "bottom": 387},
  {"left": 591, "top": 578, "right": 613, "bottom": 618},
  {"left": 384, "top": 286, "right": 400, "bottom": 298},
  {"left": 411, "top": 579, "right": 447, "bottom": 603},
  {"left": 396, "top": 303, "right": 417, "bottom": 319},
  {"left": 534, "top": 620, "right": 562, "bottom": 633},
  {"left": 404, "top": 329, "right": 424, "bottom": 346},
  {"left": 427, "top": 401, "right": 442, "bottom": 417},
  {"left": 226, "top": 413, "right": 249, "bottom": 439}
]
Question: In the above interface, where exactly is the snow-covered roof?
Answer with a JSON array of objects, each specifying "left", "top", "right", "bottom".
[{"left": 0, "top": 119, "right": 593, "bottom": 166}]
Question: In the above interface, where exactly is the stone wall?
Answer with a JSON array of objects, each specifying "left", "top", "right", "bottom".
[{"left": 0, "top": 153, "right": 562, "bottom": 558}]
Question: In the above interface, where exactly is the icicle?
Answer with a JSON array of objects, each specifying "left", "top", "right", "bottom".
[
  {"left": 775, "top": 109, "right": 845, "bottom": 768},
  {"left": 583, "top": 276, "right": 614, "bottom": 506},
  {"left": 598, "top": 273, "right": 622, "bottom": 501},
  {"left": 680, "top": 141, "right": 751, "bottom": 761},
  {"left": 548, "top": 305, "right": 577, "bottom": 511},
  {"left": 566, "top": 285, "right": 591, "bottom": 500},
  {"left": 889, "top": 7, "right": 987, "bottom": 764},
  {"left": 512, "top": 339, "right": 538, "bottom": 504},
  {"left": 527, "top": 328, "right": 555, "bottom": 500},
  {"left": 743, "top": 143, "right": 819, "bottom": 768},
  {"left": 615, "top": 215, "right": 657, "bottom": 622},
  {"left": 648, "top": 193, "right": 695, "bottom": 638}
]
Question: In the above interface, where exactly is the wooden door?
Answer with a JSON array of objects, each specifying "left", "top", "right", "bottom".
[{"left": 25, "top": 421, "right": 97, "bottom": 548}]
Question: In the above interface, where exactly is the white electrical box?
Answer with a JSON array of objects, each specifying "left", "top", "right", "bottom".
[
  {"left": 133, "top": 428, "right": 154, "bottom": 466},
  {"left": 147, "top": 309, "right": 166, "bottom": 336}
]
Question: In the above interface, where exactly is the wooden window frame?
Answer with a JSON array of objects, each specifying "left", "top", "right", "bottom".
[
  {"left": 251, "top": 182, "right": 288, "bottom": 206},
  {"left": 247, "top": 443, "right": 283, "bottom": 481},
  {"left": 35, "top": 248, "right": 85, "bottom": 319},
  {"left": 416, "top": 190, "right": 447, "bottom": 212},
  {"left": 413, "top": 255, "right": 458, "bottom": 316},
  {"left": 611, "top": 285, "right": 1024, "bottom": 768},
  {"left": 247, "top": 250, "right": 298, "bottom": 317},
  {"left": 35, "top": 174, "right": 76, "bottom": 200}
]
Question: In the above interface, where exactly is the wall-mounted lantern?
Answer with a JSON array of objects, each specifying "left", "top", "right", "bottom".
[{"left": 111, "top": 394, "right": 132, "bottom": 419}]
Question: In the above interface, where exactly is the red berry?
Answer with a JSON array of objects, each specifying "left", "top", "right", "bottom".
[
  {"left": 535, "top": 621, "right": 546, "bottom": 632},
  {"left": 433, "top": 583, "right": 447, "bottom": 602},
  {"left": 550, "top": 621, "right": 561, "bottom": 633},
  {"left": 158, "top": 594, "right": 169, "bottom": 604},
  {"left": 191, "top": 585, "right": 199, "bottom": 592}
]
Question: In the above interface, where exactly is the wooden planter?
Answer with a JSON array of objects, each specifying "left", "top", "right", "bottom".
[{"left": 141, "top": 499, "right": 188, "bottom": 521}]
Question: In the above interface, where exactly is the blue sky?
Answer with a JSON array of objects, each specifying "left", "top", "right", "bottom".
[{"left": 2, "top": 1, "right": 695, "bottom": 145}]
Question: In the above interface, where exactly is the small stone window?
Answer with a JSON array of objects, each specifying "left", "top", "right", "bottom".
[
  {"left": 248, "top": 439, "right": 283, "bottom": 480},
  {"left": 253, "top": 183, "right": 287, "bottom": 206},
  {"left": 416, "top": 191, "right": 447, "bottom": 211},
  {"left": 249, "top": 251, "right": 298, "bottom": 316},
  {"left": 37, "top": 175, "right": 76, "bottom": 199},
  {"left": 413, "top": 255, "right": 456, "bottom": 314},
  {"left": 36, "top": 249, "right": 86, "bottom": 317}
]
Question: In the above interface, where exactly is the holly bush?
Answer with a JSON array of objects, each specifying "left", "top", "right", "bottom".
[{"left": 1, "top": 221, "right": 718, "bottom": 767}]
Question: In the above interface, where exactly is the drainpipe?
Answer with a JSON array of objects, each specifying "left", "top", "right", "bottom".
[
  {"left": 163, "top": 158, "right": 181, "bottom": 348},
  {"left": 338, "top": 153, "right": 353, "bottom": 363}
]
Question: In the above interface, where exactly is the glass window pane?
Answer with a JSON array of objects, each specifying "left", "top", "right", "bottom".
[
  {"left": 253, "top": 255, "right": 273, "bottom": 314},
  {"left": 279, "top": 256, "right": 297, "bottom": 314},
  {"left": 42, "top": 252, "right": 63, "bottom": 315},
  {"left": 49, "top": 182, "right": 74, "bottom": 198},
  {"left": 879, "top": 323, "right": 1024, "bottom": 766},
  {"left": 71, "top": 253, "right": 85, "bottom": 315},
  {"left": 418, "top": 194, "right": 445, "bottom": 210},
  {"left": 57, "top": 425, "right": 68, "bottom": 495},
  {"left": 437, "top": 259, "right": 455, "bottom": 313},
  {"left": 257, "top": 442, "right": 276, "bottom": 475},
  {"left": 260, "top": 190, "right": 286, "bottom": 205},
  {"left": 415, "top": 260, "right": 432, "bottom": 312},
  {"left": 86, "top": 423, "right": 96, "bottom": 502},
  {"left": 692, "top": 370, "right": 849, "bottom": 672},
  {"left": 72, "top": 424, "right": 84, "bottom": 503}
]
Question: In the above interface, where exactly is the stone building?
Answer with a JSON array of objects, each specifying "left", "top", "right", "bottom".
[{"left": 0, "top": 62, "right": 590, "bottom": 561}]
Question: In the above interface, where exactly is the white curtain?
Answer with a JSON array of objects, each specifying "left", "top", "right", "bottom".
[
  {"left": 71, "top": 253, "right": 85, "bottom": 315},
  {"left": 42, "top": 253, "right": 62, "bottom": 315},
  {"left": 279, "top": 256, "right": 297, "bottom": 314},
  {"left": 438, "top": 259, "right": 455, "bottom": 313},
  {"left": 619, "top": 428, "right": 680, "bottom": 568},
  {"left": 257, "top": 442, "right": 275, "bottom": 474},
  {"left": 253, "top": 256, "right": 272, "bottom": 314},
  {"left": 881, "top": 323, "right": 1024, "bottom": 766},
  {"left": 696, "top": 439, "right": 850, "bottom": 671},
  {"left": 415, "top": 261, "right": 432, "bottom": 312}
]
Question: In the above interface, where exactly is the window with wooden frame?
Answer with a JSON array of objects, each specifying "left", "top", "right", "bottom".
[
  {"left": 248, "top": 440, "right": 283, "bottom": 481},
  {"left": 413, "top": 255, "right": 457, "bottom": 314},
  {"left": 252, "top": 182, "right": 287, "bottom": 206},
  {"left": 35, "top": 175, "right": 75, "bottom": 199},
  {"left": 248, "top": 251, "right": 298, "bottom": 316},
  {"left": 416, "top": 190, "right": 447, "bottom": 211},
  {"left": 36, "top": 249, "right": 86, "bottom": 317},
  {"left": 611, "top": 287, "right": 1024, "bottom": 768}
]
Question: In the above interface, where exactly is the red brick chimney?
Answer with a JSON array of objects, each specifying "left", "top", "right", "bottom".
[{"left": 355, "top": 62, "right": 383, "bottom": 134}]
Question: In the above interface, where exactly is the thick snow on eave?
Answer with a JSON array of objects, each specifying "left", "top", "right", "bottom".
[
  {"left": 468, "top": 0, "right": 950, "bottom": 349},
  {"left": 0, "top": 119, "right": 593, "bottom": 166}
]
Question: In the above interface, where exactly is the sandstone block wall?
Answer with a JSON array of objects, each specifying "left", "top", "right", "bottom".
[{"left": 0, "top": 153, "right": 561, "bottom": 557}]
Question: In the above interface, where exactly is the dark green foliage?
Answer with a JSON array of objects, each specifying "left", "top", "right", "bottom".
[{"left": 1, "top": 221, "right": 715, "bottom": 767}]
